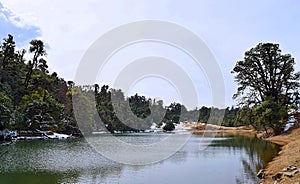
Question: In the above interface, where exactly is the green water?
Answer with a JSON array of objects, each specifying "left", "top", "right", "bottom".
[{"left": 0, "top": 134, "right": 280, "bottom": 184}]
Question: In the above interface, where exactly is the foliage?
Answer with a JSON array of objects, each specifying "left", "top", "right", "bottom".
[
  {"left": 0, "top": 34, "right": 69, "bottom": 133},
  {"left": 253, "top": 98, "right": 282, "bottom": 135},
  {"left": 163, "top": 120, "right": 175, "bottom": 131},
  {"left": 0, "top": 92, "right": 13, "bottom": 130},
  {"left": 221, "top": 107, "right": 240, "bottom": 127},
  {"left": 0, "top": 34, "right": 245, "bottom": 135},
  {"left": 232, "top": 43, "right": 300, "bottom": 134}
]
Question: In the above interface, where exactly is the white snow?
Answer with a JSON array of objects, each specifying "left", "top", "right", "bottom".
[
  {"left": 284, "top": 123, "right": 295, "bottom": 132},
  {"left": 46, "top": 132, "right": 70, "bottom": 139}
]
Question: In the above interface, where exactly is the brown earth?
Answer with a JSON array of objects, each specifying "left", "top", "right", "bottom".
[
  {"left": 188, "top": 123, "right": 255, "bottom": 137},
  {"left": 260, "top": 127, "right": 300, "bottom": 184}
]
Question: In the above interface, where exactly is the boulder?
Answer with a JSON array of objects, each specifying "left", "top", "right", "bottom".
[
  {"left": 257, "top": 169, "right": 265, "bottom": 179},
  {"left": 272, "top": 172, "right": 283, "bottom": 181}
]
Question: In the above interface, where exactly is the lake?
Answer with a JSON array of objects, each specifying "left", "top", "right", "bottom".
[{"left": 0, "top": 133, "right": 280, "bottom": 184}]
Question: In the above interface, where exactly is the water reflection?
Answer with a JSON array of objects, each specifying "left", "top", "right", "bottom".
[
  {"left": 209, "top": 135, "right": 280, "bottom": 183},
  {"left": 0, "top": 134, "right": 279, "bottom": 184}
]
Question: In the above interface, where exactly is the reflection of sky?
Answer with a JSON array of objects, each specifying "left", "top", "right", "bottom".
[
  {"left": 1, "top": 0, "right": 300, "bottom": 107},
  {"left": 0, "top": 135, "right": 279, "bottom": 184}
]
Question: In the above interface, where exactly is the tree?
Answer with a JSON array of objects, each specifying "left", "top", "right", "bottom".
[
  {"left": 253, "top": 98, "right": 281, "bottom": 135},
  {"left": 199, "top": 106, "right": 210, "bottom": 123},
  {"left": 232, "top": 43, "right": 300, "bottom": 134},
  {"left": 0, "top": 92, "right": 13, "bottom": 130},
  {"left": 17, "top": 89, "right": 64, "bottom": 131},
  {"left": 0, "top": 34, "right": 82, "bottom": 134},
  {"left": 24, "top": 40, "right": 47, "bottom": 89},
  {"left": 0, "top": 34, "right": 15, "bottom": 70},
  {"left": 71, "top": 87, "right": 94, "bottom": 134},
  {"left": 164, "top": 102, "right": 182, "bottom": 124},
  {"left": 150, "top": 99, "right": 165, "bottom": 124},
  {"left": 163, "top": 120, "right": 175, "bottom": 131}
]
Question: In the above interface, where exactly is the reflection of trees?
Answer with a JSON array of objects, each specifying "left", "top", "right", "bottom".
[
  {"left": 67, "top": 165, "right": 124, "bottom": 184},
  {"left": 210, "top": 135, "right": 280, "bottom": 183},
  {"left": 0, "top": 139, "right": 126, "bottom": 184},
  {"left": 0, "top": 171, "right": 77, "bottom": 184}
]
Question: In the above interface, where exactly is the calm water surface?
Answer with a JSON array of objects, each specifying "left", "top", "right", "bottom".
[{"left": 0, "top": 133, "right": 280, "bottom": 184}]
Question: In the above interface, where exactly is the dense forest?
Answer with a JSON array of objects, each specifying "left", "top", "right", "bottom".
[{"left": 0, "top": 34, "right": 241, "bottom": 136}]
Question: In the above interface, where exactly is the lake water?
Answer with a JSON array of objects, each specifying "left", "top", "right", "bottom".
[{"left": 0, "top": 133, "right": 279, "bottom": 184}]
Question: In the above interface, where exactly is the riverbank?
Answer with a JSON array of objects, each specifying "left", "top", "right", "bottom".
[
  {"left": 188, "top": 123, "right": 300, "bottom": 183},
  {"left": 0, "top": 130, "right": 73, "bottom": 145},
  {"left": 187, "top": 123, "right": 255, "bottom": 137},
  {"left": 260, "top": 127, "right": 300, "bottom": 184}
]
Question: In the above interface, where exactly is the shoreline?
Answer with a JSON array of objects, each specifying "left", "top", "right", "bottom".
[
  {"left": 3, "top": 124, "right": 299, "bottom": 183},
  {"left": 189, "top": 123, "right": 300, "bottom": 183},
  {"left": 259, "top": 127, "right": 300, "bottom": 184},
  {"left": 188, "top": 123, "right": 256, "bottom": 137}
]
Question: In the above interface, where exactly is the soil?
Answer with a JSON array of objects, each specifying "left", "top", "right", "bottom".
[{"left": 260, "top": 127, "right": 300, "bottom": 184}]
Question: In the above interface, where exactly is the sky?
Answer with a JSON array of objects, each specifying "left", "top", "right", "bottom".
[{"left": 1, "top": 0, "right": 300, "bottom": 109}]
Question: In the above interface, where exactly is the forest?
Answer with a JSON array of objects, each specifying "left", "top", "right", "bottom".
[{"left": 0, "top": 34, "right": 243, "bottom": 137}]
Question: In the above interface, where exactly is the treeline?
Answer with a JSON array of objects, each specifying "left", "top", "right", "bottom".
[
  {"left": 0, "top": 34, "right": 241, "bottom": 135},
  {"left": 73, "top": 85, "right": 240, "bottom": 133}
]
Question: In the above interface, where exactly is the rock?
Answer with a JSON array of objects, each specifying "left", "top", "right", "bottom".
[
  {"left": 283, "top": 165, "right": 297, "bottom": 172},
  {"left": 288, "top": 165, "right": 297, "bottom": 171},
  {"left": 284, "top": 172, "right": 294, "bottom": 178},
  {"left": 283, "top": 169, "right": 299, "bottom": 178},
  {"left": 257, "top": 169, "right": 265, "bottom": 179},
  {"left": 292, "top": 169, "right": 299, "bottom": 175},
  {"left": 272, "top": 172, "right": 283, "bottom": 181}
]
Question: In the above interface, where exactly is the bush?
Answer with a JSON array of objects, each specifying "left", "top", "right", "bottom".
[{"left": 163, "top": 121, "right": 175, "bottom": 131}]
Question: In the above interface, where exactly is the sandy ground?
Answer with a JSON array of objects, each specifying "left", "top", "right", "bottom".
[
  {"left": 260, "top": 127, "right": 300, "bottom": 184},
  {"left": 188, "top": 123, "right": 255, "bottom": 137}
]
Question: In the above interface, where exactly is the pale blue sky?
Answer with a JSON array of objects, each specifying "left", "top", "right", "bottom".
[{"left": 1, "top": 0, "right": 300, "bottom": 109}]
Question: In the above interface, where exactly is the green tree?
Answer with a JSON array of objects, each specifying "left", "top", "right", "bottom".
[
  {"left": 17, "top": 89, "right": 64, "bottom": 131},
  {"left": 164, "top": 102, "right": 182, "bottom": 124},
  {"left": 253, "top": 98, "right": 281, "bottom": 135},
  {"left": 0, "top": 92, "right": 13, "bottom": 130},
  {"left": 24, "top": 40, "right": 47, "bottom": 89},
  {"left": 150, "top": 99, "right": 165, "bottom": 124},
  {"left": 0, "top": 34, "right": 15, "bottom": 70},
  {"left": 163, "top": 120, "right": 175, "bottom": 131},
  {"left": 232, "top": 43, "right": 300, "bottom": 134},
  {"left": 199, "top": 106, "right": 210, "bottom": 123},
  {"left": 72, "top": 87, "right": 94, "bottom": 134}
]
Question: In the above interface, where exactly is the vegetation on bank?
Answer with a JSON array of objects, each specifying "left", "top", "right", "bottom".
[
  {"left": 0, "top": 34, "right": 299, "bottom": 137},
  {"left": 232, "top": 43, "right": 300, "bottom": 135},
  {"left": 0, "top": 34, "right": 241, "bottom": 137}
]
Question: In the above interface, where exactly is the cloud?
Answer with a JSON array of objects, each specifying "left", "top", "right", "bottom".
[
  {"left": 0, "top": 12, "right": 8, "bottom": 21},
  {"left": 0, "top": 3, "right": 40, "bottom": 48},
  {"left": 1, "top": 0, "right": 300, "bottom": 107}
]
